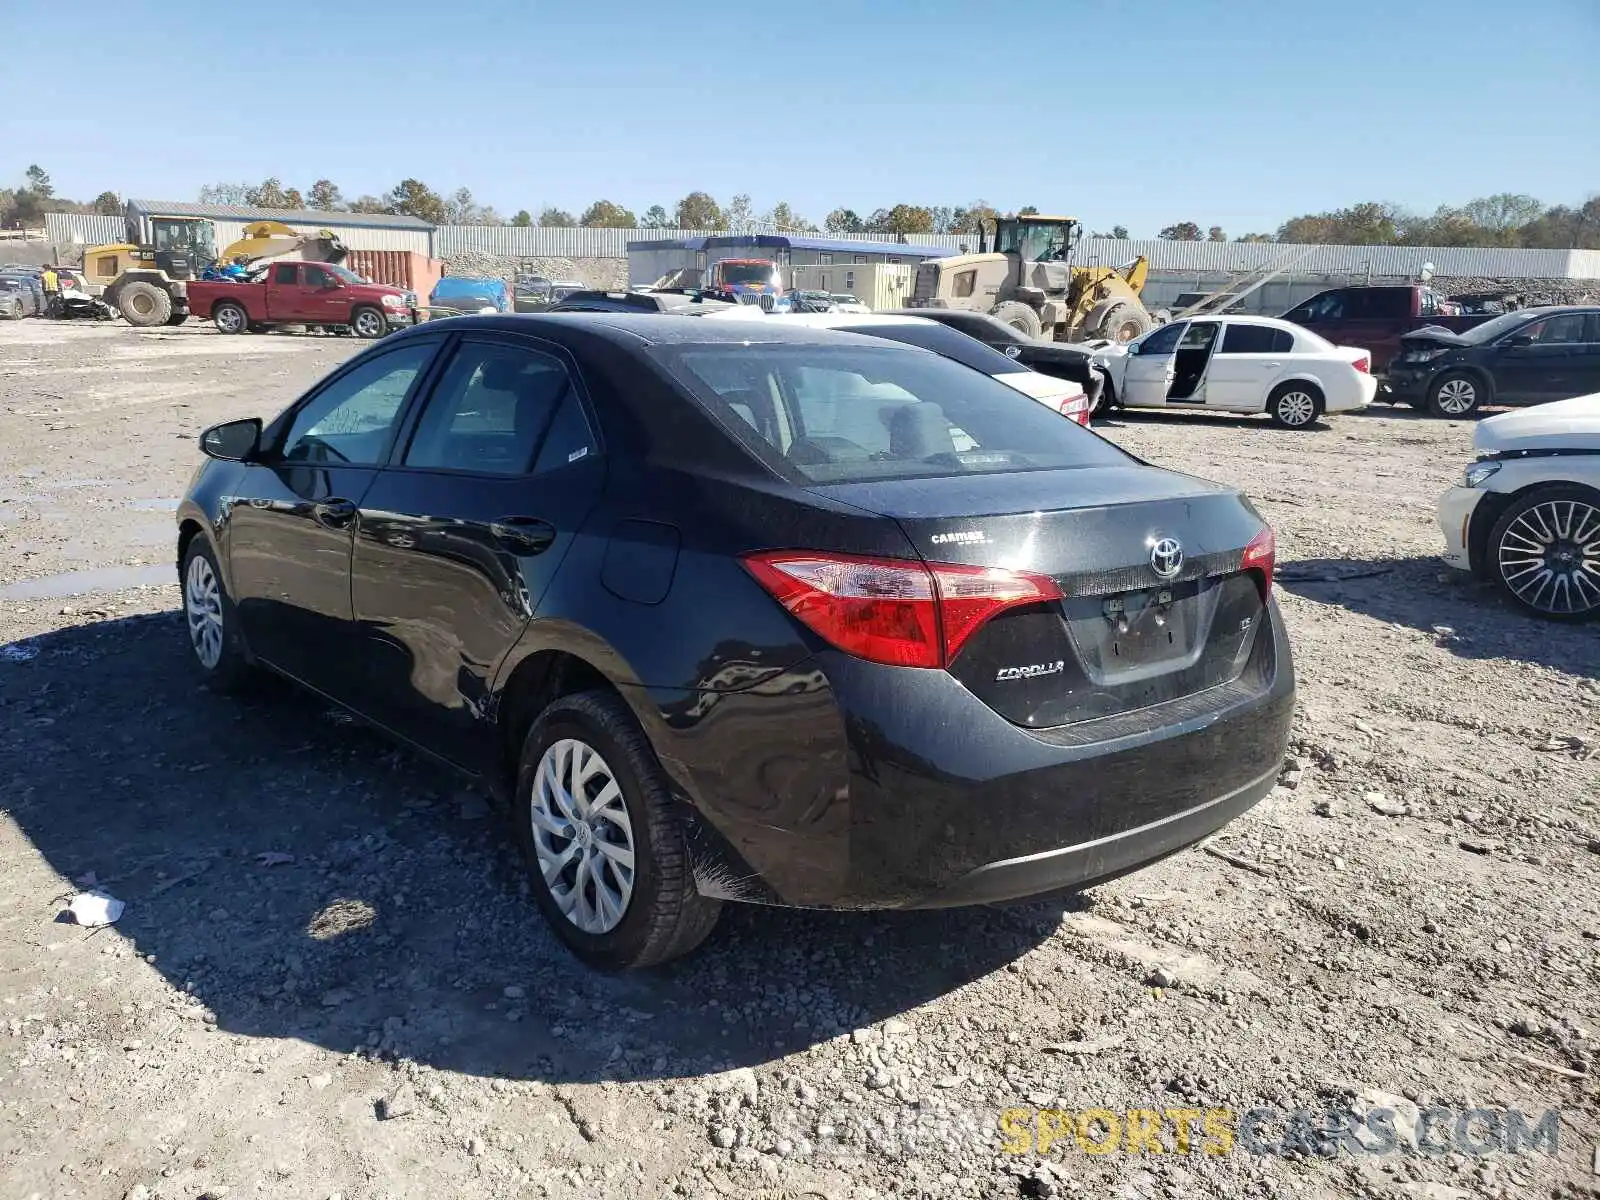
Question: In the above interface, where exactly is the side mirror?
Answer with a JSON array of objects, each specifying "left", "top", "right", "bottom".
[
  {"left": 200, "top": 418, "right": 261, "bottom": 462},
  {"left": 1505, "top": 333, "right": 1535, "bottom": 348}
]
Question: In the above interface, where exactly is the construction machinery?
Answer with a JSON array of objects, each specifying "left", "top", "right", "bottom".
[
  {"left": 80, "top": 201, "right": 348, "bottom": 327},
  {"left": 907, "top": 214, "right": 1154, "bottom": 343}
]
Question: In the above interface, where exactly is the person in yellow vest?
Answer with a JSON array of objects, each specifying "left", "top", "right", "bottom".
[{"left": 40, "top": 265, "right": 60, "bottom": 317}]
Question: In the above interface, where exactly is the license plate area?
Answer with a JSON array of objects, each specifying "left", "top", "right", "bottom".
[
  {"left": 1060, "top": 578, "right": 1210, "bottom": 684},
  {"left": 1103, "top": 586, "right": 1192, "bottom": 668}
]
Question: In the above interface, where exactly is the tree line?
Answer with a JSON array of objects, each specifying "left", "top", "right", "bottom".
[
  {"left": 0, "top": 165, "right": 121, "bottom": 228},
  {"left": 7, "top": 165, "right": 1598, "bottom": 250}
]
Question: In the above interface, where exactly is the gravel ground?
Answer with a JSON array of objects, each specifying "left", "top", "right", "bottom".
[{"left": 1, "top": 321, "right": 1597, "bottom": 1200}]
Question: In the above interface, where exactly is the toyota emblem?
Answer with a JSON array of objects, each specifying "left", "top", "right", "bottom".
[
  {"left": 1150, "top": 537, "right": 1184, "bottom": 579},
  {"left": 1003, "top": 345, "right": 1023, "bottom": 359}
]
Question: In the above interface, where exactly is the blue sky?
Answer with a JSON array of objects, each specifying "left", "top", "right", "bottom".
[{"left": 5, "top": 0, "right": 1596, "bottom": 236}]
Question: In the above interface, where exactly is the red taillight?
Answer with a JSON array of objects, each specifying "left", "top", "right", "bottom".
[
  {"left": 1241, "top": 527, "right": 1276, "bottom": 601},
  {"left": 1352, "top": 356, "right": 1370, "bottom": 374},
  {"left": 1057, "top": 389, "right": 1091, "bottom": 427},
  {"left": 742, "top": 551, "right": 1061, "bottom": 668}
]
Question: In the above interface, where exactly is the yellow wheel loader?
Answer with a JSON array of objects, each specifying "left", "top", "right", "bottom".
[{"left": 908, "top": 215, "right": 1154, "bottom": 344}]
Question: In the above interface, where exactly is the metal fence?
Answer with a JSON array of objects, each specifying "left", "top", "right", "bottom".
[{"left": 42, "top": 213, "right": 1600, "bottom": 279}]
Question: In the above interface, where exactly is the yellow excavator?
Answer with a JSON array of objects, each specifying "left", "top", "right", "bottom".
[
  {"left": 907, "top": 214, "right": 1154, "bottom": 343},
  {"left": 80, "top": 201, "right": 347, "bottom": 327}
]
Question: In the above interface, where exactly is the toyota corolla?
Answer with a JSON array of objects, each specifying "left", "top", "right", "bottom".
[{"left": 176, "top": 314, "right": 1295, "bottom": 969}]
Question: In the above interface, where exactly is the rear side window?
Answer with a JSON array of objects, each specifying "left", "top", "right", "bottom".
[
  {"left": 1220, "top": 324, "right": 1294, "bottom": 354},
  {"left": 659, "top": 343, "right": 1130, "bottom": 484},
  {"left": 847, "top": 322, "right": 1024, "bottom": 375}
]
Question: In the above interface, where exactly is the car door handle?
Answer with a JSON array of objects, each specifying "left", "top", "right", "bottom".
[
  {"left": 314, "top": 498, "right": 357, "bottom": 529},
  {"left": 491, "top": 516, "right": 556, "bottom": 553}
]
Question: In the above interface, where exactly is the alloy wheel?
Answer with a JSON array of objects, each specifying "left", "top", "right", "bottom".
[
  {"left": 1435, "top": 378, "right": 1476, "bottom": 414},
  {"left": 530, "top": 738, "right": 637, "bottom": 934},
  {"left": 184, "top": 553, "right": 224, "bottom": 668},
  {"left": 354, "top": 311, "right": 384, "bottom": 337},
  {"left": 1497, "top": 498, "right": 1600, "bottom": 617},
  {"left": 1276, "top": 390, "right": 1316, "bottom": 427}
]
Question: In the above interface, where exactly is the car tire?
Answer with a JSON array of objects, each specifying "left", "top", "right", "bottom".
[
  {"left": 1427, "top": 371, "right": 1483, "bottom": 418},
  {"left": 213, "top": 302, "right": 249, "bottom": 335},
  {"left": 116, "top": 281, "right": 173, "bottom": 327},
  {"left": 1487, "top": 484, "right": 1600, "bottom": 622},
  {"left": 350, "top": 306, "right": 386, "bottom": 339},
  {"left": 514, "top": 689, "right": 721, "bottom": 970},
  {"left": 180, "top": 537, "right": 255, "bottom": 690},
  {"left": 991, "top": 301, "right": 1042, "bottom": 339},
  {"left": 164, "top": 311, "right": 188, "bottom": 327},
  {"left": 1267, "top": 382, "right": 1322, "bottom": 429}
]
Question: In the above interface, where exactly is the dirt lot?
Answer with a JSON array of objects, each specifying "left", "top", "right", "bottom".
[{"left": 1, "top": 321, "right": 1597, "bottom": 1200}]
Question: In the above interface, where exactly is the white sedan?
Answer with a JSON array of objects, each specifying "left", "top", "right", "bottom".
[
  {"left": 1091, "top": 315, "right": 1378, "bottom": 429},
  {"left": 1437, "top": 392, "right": 1600, "bottom": 621},
  {"left": 701, "top": 310, "right": 1092, "bottom": 425}
]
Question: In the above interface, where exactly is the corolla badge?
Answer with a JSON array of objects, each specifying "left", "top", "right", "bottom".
[{"left": 1150, "top": 536, "right": 1184, "bottom": 579}]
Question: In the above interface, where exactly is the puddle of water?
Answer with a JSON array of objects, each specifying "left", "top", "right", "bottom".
[{"left": 0, "top": 564, "right": 174, "bottom": 600}]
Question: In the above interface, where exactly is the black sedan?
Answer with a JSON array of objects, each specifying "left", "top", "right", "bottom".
[
  {"left": 177, "top": 314, "right": 1294, "bottom": 968},
  {"left": 881, "top": 307, "right": 1110, "bottom": 411},
  {"left": 1386, "top": 306, "right": 1600, "bottom": 416}
]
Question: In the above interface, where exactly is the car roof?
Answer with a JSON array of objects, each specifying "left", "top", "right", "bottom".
[{"left": 391, "top": 311, "right": 934, "bottom": 349}]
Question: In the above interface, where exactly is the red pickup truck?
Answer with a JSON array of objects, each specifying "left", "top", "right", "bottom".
[
  {"left": 185, "top": 260, "right": 419, "bottom": 338},
  {"left": 1280, "top": 285, "right": 1497, "bottom": 374}
]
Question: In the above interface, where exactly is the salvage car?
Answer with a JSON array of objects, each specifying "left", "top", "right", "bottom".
[
  {"left": 881, "top": 307, "right": 1109, "bottom": 413},
  {"left": 1092, "top": 315, "right": 1376, "bottom": 429},
  {"left": 176, "top": 314, "right": 1294, "bottom": 968},
  {"left": 1385, "top": 307, "right": 1600, "bottom": 417},
  {"left": 0, "top": 276, "right": 40, "bottom": 319},
  {"left": 1436, "top": 391, "right": 1600, "bottom": 621}
]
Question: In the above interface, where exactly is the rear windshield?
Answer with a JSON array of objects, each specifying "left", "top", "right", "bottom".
[
  {"left": 845, "top": 322, "right": 1025, "bottom": 376},
  {"left": 657, "top": 342, "right": 1130, "bottom": 484}
]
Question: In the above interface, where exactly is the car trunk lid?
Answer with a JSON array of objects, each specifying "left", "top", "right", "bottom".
[{"left": 809, "top": 465, "right": 1275, "bottom": 729}]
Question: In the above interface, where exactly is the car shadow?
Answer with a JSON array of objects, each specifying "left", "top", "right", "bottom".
[
  {"left": 1275, "top": 555, "right": 1600, "bottom": 674},
  {"left": 1, "top": 613, "right": 1070, "bottom": 1086},
  {"left": 1094, "top": 408, "right": 1333, "bottom": 432}
]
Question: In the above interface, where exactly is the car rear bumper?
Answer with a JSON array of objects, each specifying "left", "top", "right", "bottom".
[
  {"left": 1327, "top": 373, "right": 1379, "bottom": 413},
  {"left": 1436, "top": 485, "right": 1483, "bottom": 571},
  {"left": 659, "top": 597, "right": 1295, "bottom": 910}
]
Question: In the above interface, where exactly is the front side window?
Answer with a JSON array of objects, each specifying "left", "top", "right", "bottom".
[
  {"left": 1136, "top": 321, "right": 1187, "bottom": 356},
  {"left": 403, "top": 342, "right": 573, "bottom": 475},
  {"left": 302, "top": 264, "right": 334, "bottom": 288},
  {"left": 280, "top": 344, "right": 434, "bottom": 465},
  {"left": 1178, "top": 322, "right": 1220, "bottom": 350},
  {"left": 660, "top": 343, "right": 1130, "bottom": 485}
]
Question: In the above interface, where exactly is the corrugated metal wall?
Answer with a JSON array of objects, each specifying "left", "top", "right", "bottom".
[
  {"left": 433, "top": 226, "right": 974, "bottom": 259},
  {"left": 42, "top": 213, "right": 1600, "bottom": 279}
]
